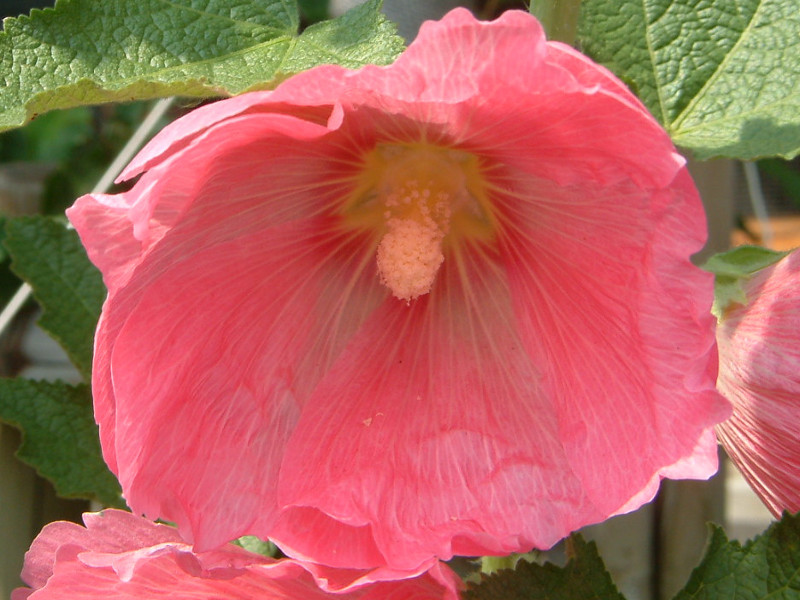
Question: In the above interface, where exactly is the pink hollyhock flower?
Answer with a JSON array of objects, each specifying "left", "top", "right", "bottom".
[
  {"left": 13, "top": 510, "right": 460, "bottom": 600},
  {"left": 67, "top": 8, "right": 729, "bottom": 575},
  {"left": 716, "top": 249, "right": 800, "bottom": 516}
]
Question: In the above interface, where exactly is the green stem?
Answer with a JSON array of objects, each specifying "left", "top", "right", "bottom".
[{"left": 529, "top": 0, "right": 583, "bottom": 46}]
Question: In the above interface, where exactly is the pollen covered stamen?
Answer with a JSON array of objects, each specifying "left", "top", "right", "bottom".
[
  {"left": 377, "top": 182, "right": 452, "bottom": 302},
  {"left": 343, "top": 143, "right": 493, "bottom": 303},
  {"left": 374, "top": 147, "right": 468, "bottom": 302}
]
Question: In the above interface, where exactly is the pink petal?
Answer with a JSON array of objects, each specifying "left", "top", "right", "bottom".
[
  {"left": 107, "top": 220, "right": 381, "bottom": 547},
  {"left": 119, "top": 95, "right": 336, "bottom": 182},
  {"left": 543, "top": 41, "right": 654, "bottom": 117},
  {"left": 68, "top": 7, "right": 730, "bottom": 573},
  {"left": 17, "top": 511, "right": 182, "bottom": 592},
  {"left": 272, "top": 154, "right": 726, "bottom": 572},
  {"left": 69, "top": 111, "right": 343, "bottom": 477},
  {"left": 500, "top": 167, "right": 727, "bottom": 512},
  {"left": 15, "top": 511, "right": 461, "bottom": 600},
  {"left": 716, "top": 250, "right": 800, "bottom": 515},
  {"left": 274, "top": 243, "right": 587, "bottom": 568},
  {"left": 268, "top": 8, "right": 553, "bottom": 108}
]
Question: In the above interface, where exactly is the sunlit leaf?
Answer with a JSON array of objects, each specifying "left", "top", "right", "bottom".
[
  {"left": 579, "top": 0, "right": 800, "bottom": 160},
  {"left": 0, "top": 0, "right": 403, "bottom": 131}
]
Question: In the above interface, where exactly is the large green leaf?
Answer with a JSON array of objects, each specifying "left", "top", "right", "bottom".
[
  {"left": 674, "top": 513, "right": 800, "bottom": 599},
  {"left": 578, "top": 0, "right": 800, "bottom": 160},
  {"left": 0, "top": 378, "right": 124, "bottom": 507},
  {"left": 3, "top": 216, "right": 105, "bottom": 381},
  {"left": 0, "top": 0, "right": 403, "bottom": 132},
  {"left": 465, "top": 535, "right": 626, "bottom": 600}
]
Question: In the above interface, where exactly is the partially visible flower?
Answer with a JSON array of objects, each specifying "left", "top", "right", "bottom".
[
  {"left": 13, "top": 510, "right": 461, "bottom": 600},
  {"left": 67, "top": 8, "right": 729, "bottom": 574},
  {"left": 716, "top": 249, "right": 800, "bottom": 515}
]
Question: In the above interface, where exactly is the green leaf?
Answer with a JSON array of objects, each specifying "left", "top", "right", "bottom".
[
  {"left": 464, "top": 535, "right": 626, "bottom": 600},
  {"left": 578, "top": 0, "right": 800, "bottom": 160},
  {"left": 0, "top": 378, "right": 124, "bottom": 507},
  {"left": 233, "top": 535, "right": 279, "bottom": 557},
  {"left": 0, "top": 0, "right": 404, "bottom": 132},
  {"left": 280, "top": 0, "right": 403, "bottom": 74},
  {"left": 674, "top": 513, "right": 800, "bottom": 600},
  {"left": 3, "top": 216, "right": 105, "bottom": 380},
  {"left": 701, "top": 245, "right": 789, "bottom": 318},
  {"left": 702, "top": 245, "right": 789, "bottom": 278}
]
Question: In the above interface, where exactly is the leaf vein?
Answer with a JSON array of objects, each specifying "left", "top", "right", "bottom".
[
  {"left": 153, "top": 0, "right": 292, "bottom": 35},
  {"left": 671, "top": 0, "right": 766, "bottom": 130}
]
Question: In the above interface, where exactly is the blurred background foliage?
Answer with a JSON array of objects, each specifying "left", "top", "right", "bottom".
[{"left": 0, "top": 102, "right": 160, "bottom": 306}]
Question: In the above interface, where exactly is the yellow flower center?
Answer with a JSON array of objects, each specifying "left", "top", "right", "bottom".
[{"left": 344, "top": 143, "right": 493, "bottom": 303}]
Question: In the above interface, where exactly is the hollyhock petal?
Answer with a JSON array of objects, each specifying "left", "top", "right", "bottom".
[
  {"left": 119, "top": 93, "right": 337, "bottom": 182},
  {"left": 71, "top": 111, "right": 350, "bottom": 480},
  {"left": 69, "top": 8, "right": 729, "bottom": 573},
  {"left": 269, "top": 9, "right": 554, "bottom": 109},
  {"left": 87, "top": 117, "right": 384, "bottom": 546},
  {"left": 498, "top": 170, "right": 726, "bottom": 514},
  {"left": 544, "top": 41, "right": 654, "bottom": 116},
  {"left": 14, "top": 511, "right": 461, "bottom": 600},
  {"left": 118, "top": 92, "right": 273, "bottom": 181},
  {"left": 274, "top": 244, "right": 588, "bottom": 568},
  {"left": 70, "top": 112, "right": 333, "bottom": 293},
  {"left": 716, "top": 250, "right": 800, "bottom": 515},
  {"left": 14, "top": 509, "right": 185, "bottom": 599},
  {"left": 106, "top": 219, "right": 383, "bottom": 548},
  {"left": 272, "top": 132, "right": 725, "bottom": 571}
]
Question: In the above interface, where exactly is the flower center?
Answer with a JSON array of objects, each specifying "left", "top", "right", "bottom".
[{"left": 344, "top": 144, "right": 492, "bottom": 303}]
